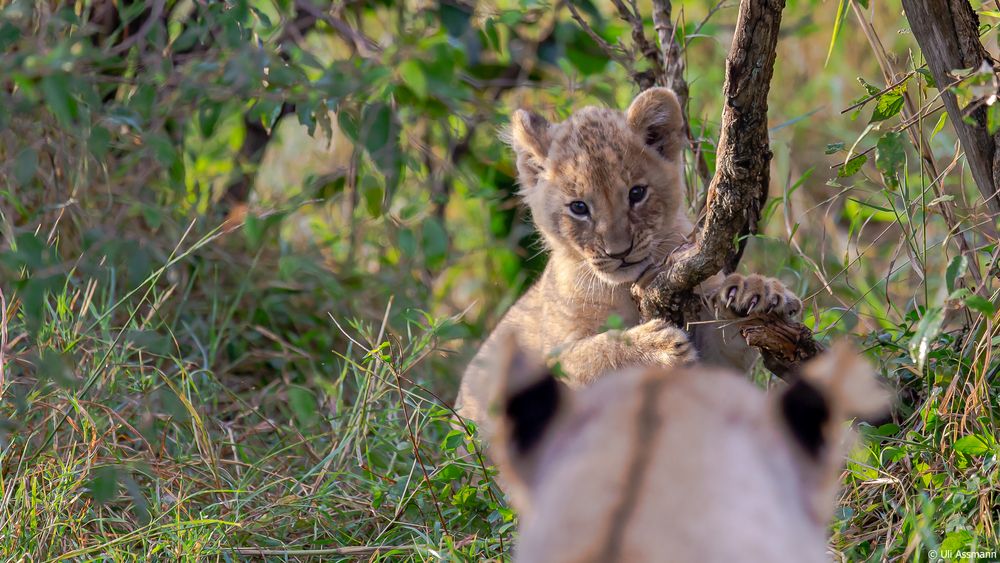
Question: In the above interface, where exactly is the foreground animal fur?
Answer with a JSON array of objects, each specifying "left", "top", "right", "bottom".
[
  {"left": 458, "top": 88, "right": 801, "bottom": 427},
  {"left": 491, "top": 336, "right": 890, "bottom": 562}
]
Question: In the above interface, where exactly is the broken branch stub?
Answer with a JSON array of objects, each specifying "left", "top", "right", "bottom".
[
  {"left": 740, "top": 319, "right": 824, "bottom": 380},
  {"left": 634, "top": 0, "right": 785, "bottom": 323}
]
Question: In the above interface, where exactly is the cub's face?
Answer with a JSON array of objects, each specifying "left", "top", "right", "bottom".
[{"left": 510, "top": 88, "right": 686, "bottom": 285}]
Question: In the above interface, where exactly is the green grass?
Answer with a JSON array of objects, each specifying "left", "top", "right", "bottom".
[
  {"left": 1, "top": 261, "right": 511, "bottom": 560},
  {"left": 0, "top": 233, "right": 522, "bottom": 559}
]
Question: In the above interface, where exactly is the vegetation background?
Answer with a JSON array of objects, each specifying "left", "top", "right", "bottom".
[{"left": 1, "top": 0, "right": 998, "bottom": 560}]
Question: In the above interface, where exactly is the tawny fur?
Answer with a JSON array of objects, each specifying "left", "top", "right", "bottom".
[
  {"left": 457, "top": 88, "right": 801, "bottom": 429},
  {"left": 491, "top": 337, "right": 889, "bottom": 563}
]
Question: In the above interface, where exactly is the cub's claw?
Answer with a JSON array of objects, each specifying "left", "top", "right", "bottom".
[{"left": 714, "top": 273, "right": 801, "bottom": 320}]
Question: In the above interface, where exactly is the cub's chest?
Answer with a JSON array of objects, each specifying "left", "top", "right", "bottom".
[{"left": 564, "top": 289, "right": 642, "bottom": 332}]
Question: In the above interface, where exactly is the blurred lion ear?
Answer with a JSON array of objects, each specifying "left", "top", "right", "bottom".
[
  {"left": 626, "top": 87, "right": 684, "bottom": 159},
  {"left": 777, "top": 341, "right": 892, "bottom": 522},
  {"left": 489, "top": 333, "right": 567, "bottom": 499},
  {"left": 779, "top": 341, "right": 892, "bottom": 459},
  {"left": 507, "top": 109, "right": 551, "bottom": 186}
]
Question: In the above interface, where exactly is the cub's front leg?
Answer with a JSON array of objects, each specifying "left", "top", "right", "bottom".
[
  {"left": 554, "top": 319, "right": 696, "bottom": 386},
  {"left": 695, "top": 273, "right": 802, "bottom": 371}
]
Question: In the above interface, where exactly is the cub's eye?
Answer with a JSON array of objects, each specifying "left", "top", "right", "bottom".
[
  {"left": 568, "top": 201, "right": 590, "bottom": 216},
  {"left": 628, "top": 185, "right": 648, "bottom": 205}
]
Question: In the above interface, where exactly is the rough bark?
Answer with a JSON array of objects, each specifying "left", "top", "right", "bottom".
[
  {"left": 627, "top": 0, "right": 824, "bottom": 379},
  {"left": 633, "top": 0, "right": 785, "bottom": 324},
  {"left": 901, "top": 0, "right": 1000, "bottom": 214}
]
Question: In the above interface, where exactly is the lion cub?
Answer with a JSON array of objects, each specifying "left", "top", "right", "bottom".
[{"left": 457, "top": 88, "right": 801, "bottom": 427}]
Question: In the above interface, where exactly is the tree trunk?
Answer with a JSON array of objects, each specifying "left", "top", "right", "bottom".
[
  {"left": 634, "top": 0, "right": 785, "bottom": 323},
  {"left": 629, "top": 0, "right": 832, "bottom": 379},
  {"left": 902, "top": 0, "right": 1000, "bottom": 214}
]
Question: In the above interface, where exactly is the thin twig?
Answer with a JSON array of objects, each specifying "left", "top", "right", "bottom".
[
  {"left": 849, "top": 0, "right": 982, "bottom": 287},
  {"left": 109, "top": 0, "right": 166, "bottom": 55},
  {"left": 610, "top": 0, "right": 665, "bottom": 87},
  {"left": 565, "top": 1, "right": 630, "bottom": 69},
  {"left": 840, "top": 71, "right": 915, "bottom": 114},
  {"left": 0, "top": 287, "right": 6, "bottom": 400},
  {"left": 295, "top": 0, "right": 381, "bottom": 57}
]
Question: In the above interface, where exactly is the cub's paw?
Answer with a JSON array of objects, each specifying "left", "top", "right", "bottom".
[
  {"left": 626, "top": 319, "right": 697, "bottom": 366},
  {"left": 713, "top": 273, "right": 801, "bottom": 320}
]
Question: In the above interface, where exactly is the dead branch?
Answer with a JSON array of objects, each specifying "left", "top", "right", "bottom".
[
  {"left": 901, "top": 0, "right": 1000, "bottom": 214},
  {"left": 739, "top": 317, "right": 824, "bottom": 380},
  {"left": 650, "top": 0, "right": 687, "bottom": 110},
  {"left": 566, "top": 1, "right": 632, "bottom": 71},
  {"left": 633, "top": 0, "right": 785, "bottom": 325},
  {"left": 651, "top": 0, "right": 712, "bottom": 194}
]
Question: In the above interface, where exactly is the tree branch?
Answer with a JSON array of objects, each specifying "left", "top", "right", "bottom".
[
  {"left": 650, "top": 0, "right": 687, "bottom": 109},
  {"left": 739, "top": 317, "right": 824, "bottom": 380},
  {"left": 650, "top": 0, "right": 712, "bottom": 210},
  {"left": 633, "top": 0, "right": 785, "bottom": 324},
  {"left": 901, "top": 0, "right": 1000, "bottom": 214}
]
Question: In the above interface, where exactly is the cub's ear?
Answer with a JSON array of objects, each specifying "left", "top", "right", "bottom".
[
  {"left": 626, "top": 87, "right": 684, "bottom": 159},
  {"left": 489, "top": 332, "right": 567, "bottom": 504},
  {"left": 508, "top": 109, "right": 552, "bottom": 187},
  {"left": 779, "top": 341, "right": 891, "bottom": 459}
]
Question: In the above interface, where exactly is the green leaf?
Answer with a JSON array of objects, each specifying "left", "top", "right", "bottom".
[
  {"left": 953, "top": 435, "right": 989, "bottom": 456},
  {"left": 422, "top": 217, "right": 449, "bottom": 270},
  {"left": 0, "top": 22, "right": 21, "bottom": 51},
  {"left": 916, "top": 68, "right": 936, "bottom": 88},
  {"left": 288, "top": 386, "right": 318, "bottom": 426},
  {"left": 930, "top": 112, "right": 948, "bottom": 141},
  {"left": 858, "top": 77, "right": 881, "bottom": 96},
  {"left": 946, "top": 255, "right": 968, "bottom": 293},
  {"left": 825, "top": 0, "right": 849, "bottom": 67},
  {"left": 13, "top": 147, "right": 37, "bottom": 186},
  {"left": 442, "top": 429, "right": 466, "bottom": 452},
  {"left": 870, "top": 91, "right": 904, "bottom": 122},
  {"left": 438, "top": 3, "right": 471, "bottom": 38},
  {"left": 909, "top": 306, "right": 944, "bottom": 372},
  {"left": 361, "top": 102, "right": 392, "bottom": 155},
  {"left": 197, "top": 101, "right": 223, "bottom": 138},
  {"left": 989, "top": 104, "right": 1000, "bottom": 135},
  {"left": 41, "top": 73, "right": 78, "bottom": 126},
  {"left": 963, "top": 294, "right": 995, "bottom": 316},
  {"left": 825, "top": 142, "right": 845, "bottom": 155},
  {"left": 483, "top": 17, "right": 501, "bottom": 50},
  {"left": 37, "top": 349, "right": 76, "bottom": 388},
  {"left": 88, "top": 466, "right": 118, "bottom": 503},
  {"left": 838, "top": 154, "right": 867, "bottom": 178},
  {"left": 337, "top": 109, "right": 359, "bottom": 142},
  {"left": 361, "top": 175, "right": 384, "bottom": 218},
  {"left": 399, "top": 60, "right": 428, "bottom": 100},
  {"left": 89, "top": 126, "right": 111, "bottom": 158},
  {"left": 875, "top": 132, "right": 905, "bottom": 188}
]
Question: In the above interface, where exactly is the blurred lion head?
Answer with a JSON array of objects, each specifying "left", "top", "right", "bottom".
[{"left": 488, "top": 335, "right": 890, "bottom": 562}]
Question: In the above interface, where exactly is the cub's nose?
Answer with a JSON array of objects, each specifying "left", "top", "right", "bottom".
[{"left": 604, "top": 240, "right": 633, "bottom": 260}]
